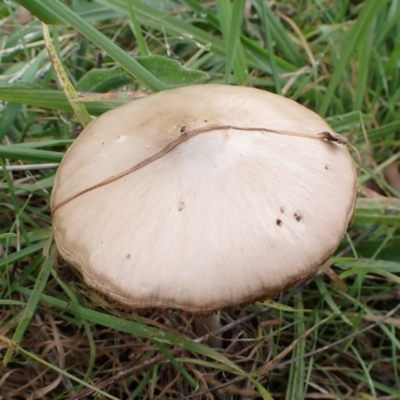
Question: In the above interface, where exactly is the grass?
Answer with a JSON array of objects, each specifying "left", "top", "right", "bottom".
[{"left": 1, "top": 0, "right": 400, "bottom": 398}]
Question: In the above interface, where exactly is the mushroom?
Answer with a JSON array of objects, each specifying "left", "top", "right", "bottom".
[{"left": 51, "top": 84, "right": 357, "bottom": 347}]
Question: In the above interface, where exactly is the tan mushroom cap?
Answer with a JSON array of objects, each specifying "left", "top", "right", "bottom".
[{"left": 51, "top": 84, "right": 357, "bottom": 314}]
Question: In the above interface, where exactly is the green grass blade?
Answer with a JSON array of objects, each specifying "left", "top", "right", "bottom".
[
  {"left": 130, "top": 369, "right": 152, "bottom": 398},
  {"left": 249, "top": 378, "right": 274, "bottom": 400},
  {"left": 350, "top": 345, "right": 378, "bottom": 398},
  {"left": 345, "top": 371, "right": 400, "bottom": 396},
  {"left": 256, "top": 0, "right": 282, "bottom": 94},
  {"left": 179, "top": 0, "right": 221, "bottom": 29},
  {"left": 2, "top": 243, "right": 54, "bottom": 365},
  {"left": 0, "top": 242, "right": 46, "bottom": 270},
  {"left": 340, "top": 267, "right": 400, "bottom": 285},
  {"left": 0, "top": 233, "right": 17, "bottom": 240},
  {"left": 223, "top": 0, "right": 247, "bottom": 84},
  {"left": 251, "top": 0, "right": 303, "bottom": 67},
  {"left": 0, "top": 146, "right": 63, "bottom": 163},
  {"left": 1, "top": 159, "right": 31, "bottom": 244},
  {"left": 0, "top": 87, "right": 131, "bottom": 115},
  {"left": 319, "top": 0, "right": 388, "bottom": 116},
  {"left": 126, "top": 0, "right": 150, "bottom": 57},
  {"left": 285, "top": 292, "right": 305, "bottom": 400},
  {"left": 153, "top": 341, "right": 198, "bottom": 389},
  {"left": 12, "top": 0, "right": 60, "bottom": 24},
  {"left": 353, "top": 23, "right": 373, "bottom": 111},
  {"left": 315, "top": 277, "right": 353, "bottom": 326}
]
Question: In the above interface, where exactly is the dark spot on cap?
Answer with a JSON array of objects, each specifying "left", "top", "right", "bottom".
[
  {"left": 127, "top": 254, "right": 131, "bottom": 259},
  {"left": 294, "top": 213, "right": 302, "bottom": 222},
  {"left": 180, "top": 126, "right": 186, "bottom": 133},
  {"left": 204, "top": 119, "right": 208, "bottom": 122},
  {"left": 280, "top": 207, "right": 285, "bottom": 213},
  {"left": 276, "top": 219, "right": 282, "bottom": 226},
  {"left": 325, "top": 165, "right": 328, "bottom": 170},
  {"left": 178, "top": 201, "right": 185, "bottom": 211}
]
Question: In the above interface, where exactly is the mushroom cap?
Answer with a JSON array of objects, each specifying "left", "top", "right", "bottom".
[{"left": 51, "top": 84, "right": 357, "bottom": 314}]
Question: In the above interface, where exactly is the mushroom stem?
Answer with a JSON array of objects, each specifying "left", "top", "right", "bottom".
[{"left": 194, "top": 312, "right": 222, "bottom": 347}]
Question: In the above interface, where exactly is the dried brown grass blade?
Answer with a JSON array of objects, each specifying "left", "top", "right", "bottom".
[{"left": 319, "top": 263, "right": 348, "bottom": 292}]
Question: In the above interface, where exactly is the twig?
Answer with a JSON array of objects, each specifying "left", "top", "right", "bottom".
[{"left": 52, "top": 124, "right": 348, "bottom": 213}]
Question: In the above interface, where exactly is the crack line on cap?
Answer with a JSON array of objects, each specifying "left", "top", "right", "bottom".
[{"left": 52, "top": 124, "right": 349, "bottom": 214}]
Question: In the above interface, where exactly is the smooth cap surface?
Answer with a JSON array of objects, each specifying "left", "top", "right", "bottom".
[{"left": 51, "top": 84, "right": 357, "bottom": 314}]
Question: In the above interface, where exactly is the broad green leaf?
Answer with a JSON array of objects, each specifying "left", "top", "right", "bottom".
[
  {"left": 77, "top": 67, "right": 134, "bottom": 92},
  {"left": 136, "top": 56, "right": 208, "bottom": 87}
]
